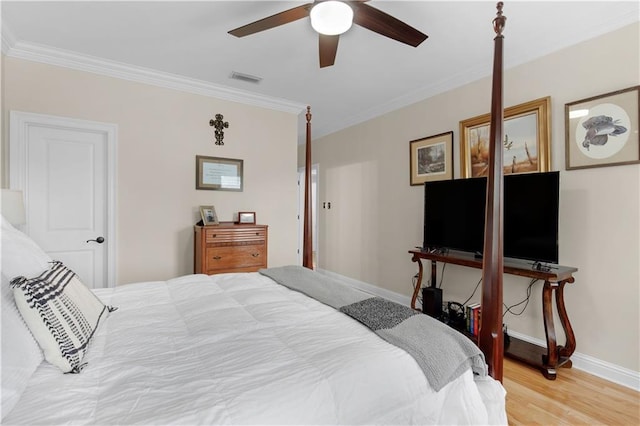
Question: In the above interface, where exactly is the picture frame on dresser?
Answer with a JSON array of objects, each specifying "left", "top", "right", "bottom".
[
  {"left": 565, "top": 86, "right": 639, "bottom": 170},
  {"left": 199, "top": 205, "right": 219, "bottom": 226},
  {"left": 238, "top": 212, "right": 256, "bottom": 224}
]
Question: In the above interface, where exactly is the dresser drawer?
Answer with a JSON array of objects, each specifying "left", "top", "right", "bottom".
[
  {"left": 205, "top": 244, "right": 266, "bottom": 272},
  {"left": 205, "top": 227, "right": 266, "bottom": 244}
]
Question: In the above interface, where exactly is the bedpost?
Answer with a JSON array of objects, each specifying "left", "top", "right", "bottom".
[
  {"left": 479, "top": 2, "right": 506, "bottom": 382},
  {"left": 303, "top": 106, "right": 314, "bottom": 269}
]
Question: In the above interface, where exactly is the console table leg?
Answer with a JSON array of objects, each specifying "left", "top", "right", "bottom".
[
  {"left": 556, "top": 278, "right": 576, "bottom": 361},
  {"left": 542, "top": 366, "right": 557, "bottom": 380},
  {"left": 410, "top": 254, "right": 424, "bottom": 310},
  {"left": 542, "top": 281, "right": 559, "bottom": 379}
]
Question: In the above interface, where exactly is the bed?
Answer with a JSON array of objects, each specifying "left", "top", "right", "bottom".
[
  {"left": 2, "top": 3, "right": 509, "bottom": 425},
  {"left": 1, "top": 215, "right": 506, "bottom": 424}
]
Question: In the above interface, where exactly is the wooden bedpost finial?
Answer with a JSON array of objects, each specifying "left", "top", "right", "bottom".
[
  {"left": 306, "top": 106, "right": 312, "bottom": 123},
  {"left": 493, "top": 2, "right": 506, "bottom": 36}
]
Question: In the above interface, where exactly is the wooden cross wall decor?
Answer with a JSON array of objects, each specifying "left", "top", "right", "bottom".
[{"left": 209, "top": 114, "right": 230, "bottom": 145}]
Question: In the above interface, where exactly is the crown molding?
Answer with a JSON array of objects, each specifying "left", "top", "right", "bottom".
[
  {"left": 1, "top": 23, "right": 306, "bottom": 115},
  {"left": 1, "top": 21, "right": 17, "bottom": 55},
  {"left": 311, "top": 11, "right": 640, "bottom": 139},
  {"left": 314, "top": 63, "right": 490, "bottom": 139},
  {"left": 3, "top": 10, "right": 637, "bottom": 140}
]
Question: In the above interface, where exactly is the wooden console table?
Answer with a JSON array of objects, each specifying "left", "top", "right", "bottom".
[{"left": 408, "top": 249, "right": 578, "bottom": 380}]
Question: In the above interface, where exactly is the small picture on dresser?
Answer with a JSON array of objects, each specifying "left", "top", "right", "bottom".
[
  {"left": 200, "top": 205, "right": 219, "bottom": 226},
  {"left": 238, "top": 212, "right": 256, "bottom": 224}
]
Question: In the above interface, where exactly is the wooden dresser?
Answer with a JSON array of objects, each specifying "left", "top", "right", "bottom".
[{"left": 194, "top": 222, "right": 268, "bottom": 275}]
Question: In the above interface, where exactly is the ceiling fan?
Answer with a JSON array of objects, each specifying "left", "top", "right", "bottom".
[{"left": 228, "top": 0, "right": 428, "bottom": 68}]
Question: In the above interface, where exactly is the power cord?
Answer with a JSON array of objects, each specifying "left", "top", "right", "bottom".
[
  {"left": 503, "top": 278, "right": 539, "bottom": 317},
  {"left": 461, "top": 276, "right": 483, "bottom": 307},
  {"left": 411, "top": 260, "right": 447, "bottom": 309},
  {"left": 437, "top": 262, "right": 447, "bottom": 288}
]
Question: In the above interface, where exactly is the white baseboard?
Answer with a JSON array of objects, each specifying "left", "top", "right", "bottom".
[
  {"left": 317, "top": 268, "right": 640, "bottom": 392},
  {"left": 317, "top": 268, "right": 413, "bottom": 306},
  {"left": 507, "top": 330, "right": 640, "bottom": 391}
]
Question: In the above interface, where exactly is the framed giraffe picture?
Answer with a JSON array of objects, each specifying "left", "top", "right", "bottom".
[{"left": 459, "top": 97, "right": 551, "bottom": 178}]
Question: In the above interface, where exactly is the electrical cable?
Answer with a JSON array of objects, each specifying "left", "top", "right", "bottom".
[
  {"left": 503, "top": 278, "right": 538, "bottom": 317},
  {"left": 437, "top": 262, "right": 447, "bottom": 288},
  {"left": 461, "top": 276, "right": 483, "bottom": 307}
]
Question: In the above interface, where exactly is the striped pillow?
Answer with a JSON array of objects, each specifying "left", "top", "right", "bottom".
[{"left": 10, "top": 261, "right": 116, "bottom": 373}]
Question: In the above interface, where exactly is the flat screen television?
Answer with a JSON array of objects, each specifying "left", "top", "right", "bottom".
[
  {"left": 422, "top": 177, "right": 487, "bottom": 255},
  {"left": 423, "top": 171, "right": 560, "bottom": 264}
]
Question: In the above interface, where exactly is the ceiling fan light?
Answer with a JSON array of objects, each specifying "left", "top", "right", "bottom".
[{"left": 310, "top": 1, "right": 354, "bottom": 35}]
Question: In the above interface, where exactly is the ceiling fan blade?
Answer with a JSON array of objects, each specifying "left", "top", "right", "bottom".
[
  {"left": 319, "top": 34, "right": 340, "bottom": 68},
  {"left": 351, "top": 2, "right": 428, "bottom": 47},
  {"left": 229, "top": 3, "right": 313, "bottom": 37}
]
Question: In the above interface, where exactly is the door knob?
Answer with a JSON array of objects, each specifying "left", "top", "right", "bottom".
[{"left": 86, "top": 236, "right": 105, "bottom": 244}]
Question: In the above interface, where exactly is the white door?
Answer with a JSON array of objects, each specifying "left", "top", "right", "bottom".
[{"left": 10, "top": 111, "right": 117, "bottom": 288}]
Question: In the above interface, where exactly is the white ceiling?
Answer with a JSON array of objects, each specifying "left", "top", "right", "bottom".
[{"left": 2, "top": 1, "right": 639, "bottom": 140}]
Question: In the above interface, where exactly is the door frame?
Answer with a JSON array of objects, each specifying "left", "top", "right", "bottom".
[{"left": 9, "top": 111, "right": 118, "bottom": 288}]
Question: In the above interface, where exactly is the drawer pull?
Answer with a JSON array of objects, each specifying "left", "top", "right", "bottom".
[
  {"left": 213, "top": 256, "right": 222, "bottom": 260},
  {"left": 252, "top": 253, "right": 260, "bottom": 257}
]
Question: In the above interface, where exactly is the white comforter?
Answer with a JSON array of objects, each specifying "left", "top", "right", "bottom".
[{"left": 5, "top": 272, "right": 506, "bottom": 425}]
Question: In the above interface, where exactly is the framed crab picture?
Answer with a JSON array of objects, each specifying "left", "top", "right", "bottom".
[{"left": 565, "top": 86, "right": 639, "bottom": 170}]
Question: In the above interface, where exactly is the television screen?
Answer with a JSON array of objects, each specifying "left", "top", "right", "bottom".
[
  {"left": 504, "top": 171, "right": 559, "bottom": 264},
  {"left": 423, "top": 171, "right": 560, "bottom": 264},
  {"left": 423, "top": 177, "right": 487, "bottom": 255}
]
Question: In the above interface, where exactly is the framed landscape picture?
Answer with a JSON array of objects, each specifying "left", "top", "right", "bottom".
[
  {"left": 460, "top": 97, "right": 551, "bottom": 178},
  {"left": 409, "top": 131, "right": 453, "bottom": 186},
  {"left": 565, "top": 86, "right": 639, "bottom": 170}
]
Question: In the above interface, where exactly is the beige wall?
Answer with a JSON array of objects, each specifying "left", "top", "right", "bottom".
[
  {"left": 305, "top": 23, "right": 640, "bottom": 372},
  {"left": 2, "top": 58, "right": 301, "bottom": 284},
  {"left": 2, "top": 21, "right": 637, "bottom": 374}
]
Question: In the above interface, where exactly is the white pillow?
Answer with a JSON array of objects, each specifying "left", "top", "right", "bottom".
[
  {"left": 1, "top": 274, "right": 44, "bottom": 421},
  {"left": 11, "top": 261, "right": 114, "bottom": 373},
  {"left": 1, "top": 215, "right": 52, "bottom": 279},
  {"left": 1, "top": 215, "right": 51, "bottom": 419}
]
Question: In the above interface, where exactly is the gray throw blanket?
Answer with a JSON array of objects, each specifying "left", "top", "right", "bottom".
[{"left": 259, "top": 265, "right": 487, "bottom": 391}]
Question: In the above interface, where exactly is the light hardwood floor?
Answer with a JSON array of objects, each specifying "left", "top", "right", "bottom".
[{"left": 503, "top": 358, "right": 640, "bottom": 425}]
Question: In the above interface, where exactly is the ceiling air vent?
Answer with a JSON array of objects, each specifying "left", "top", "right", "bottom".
[{"left": 230, "top": 71, "right": 262, "bottom": 84}]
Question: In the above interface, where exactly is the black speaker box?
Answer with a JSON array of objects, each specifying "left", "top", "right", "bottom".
[{"left": 422, "top": 287, "right": 443, "bottom": 319}]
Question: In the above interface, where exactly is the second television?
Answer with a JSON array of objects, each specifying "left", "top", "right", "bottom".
[{"left": 423, "top": 171, "right": 560, "bottom": 264}]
